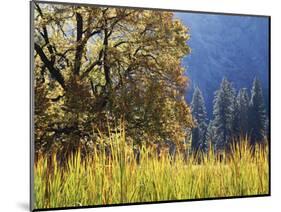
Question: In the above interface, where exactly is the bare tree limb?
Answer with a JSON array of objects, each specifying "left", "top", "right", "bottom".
[
  {"left": 34, "top": 43, "right": 66, "bottom": 89},
  {"left": 81, "top": 49, "right": 103, "bottom": 79},
  {"left": 73, "top": 12, "right": 84, "bottom": 76}
]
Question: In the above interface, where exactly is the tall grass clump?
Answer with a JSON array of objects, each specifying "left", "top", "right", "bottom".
[{"left": 34, "top": 127, "right": 269, "bottom": 209}]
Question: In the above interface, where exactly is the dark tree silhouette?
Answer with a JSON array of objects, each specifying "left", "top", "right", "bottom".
[
  {"left": 191, "top": 87, "right": 208, "bottom": 152},
  {"left": 233, "top": 88, "right": 250, "bottom": 139},
  {"left": 249, "top": 78, "right": 267, "bottom": 146}
]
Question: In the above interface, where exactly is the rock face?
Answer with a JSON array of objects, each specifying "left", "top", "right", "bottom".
[{"left": 175, "top": 12, "right": 269, "bottom": 117}]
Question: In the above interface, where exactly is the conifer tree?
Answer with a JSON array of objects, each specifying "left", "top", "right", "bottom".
[
  {"left": 249, "top": 78, "right": 266, "bottom": 145},
  {"left": 265, "top": 117, "right": 270, "bottom": 140},
  {"left": 206, "top": 120, "right": 215, "bottom": 151},
  {"left": 233, "top": 88, "right": 250, "bottom": 138},
  {"left": 212, "top": 78, "right": 236, "bottom": 151},
  {"left": 191, "top": 87, "right": 208, "bottom": 153}
]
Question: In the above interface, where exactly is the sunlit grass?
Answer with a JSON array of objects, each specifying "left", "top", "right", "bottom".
[{"left": 34, "top": 127, "right": 269, "bottom": 209}]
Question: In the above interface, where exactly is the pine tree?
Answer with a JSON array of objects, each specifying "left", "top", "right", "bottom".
[
  {"left": 191, "top": 87, "right": 208, "bottom": 153},
  {"left": 233, "top": 88, "right": 250, "bottom": 138},
  {"left": 265, "top": 117, "right": 269, "bottom": 140},
  {"left": 249, "top": 78, "right": 266, "bottom": 145},
  {"left": 212, "top": 78, "right": 236, "bottom": 151},
  {"left": 206, "top": 120, "right": 216, "bottom": 151}
]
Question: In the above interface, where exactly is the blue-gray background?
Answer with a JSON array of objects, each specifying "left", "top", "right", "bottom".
[{"left": 175, "top": 12, "right": 269, "bottom": 118}]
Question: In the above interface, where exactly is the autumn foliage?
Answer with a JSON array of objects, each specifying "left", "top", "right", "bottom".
[{"left": 34, "top": 3, "right": 193, "bottom": 157}]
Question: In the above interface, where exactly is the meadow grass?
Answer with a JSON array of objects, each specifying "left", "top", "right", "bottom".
[{"left": 34, "top": 127, "right": 269, "bottom": 209}]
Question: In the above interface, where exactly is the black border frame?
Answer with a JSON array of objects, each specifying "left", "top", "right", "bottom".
[{"left": 30, "top": 1, "right": 271, "bottom": 211}]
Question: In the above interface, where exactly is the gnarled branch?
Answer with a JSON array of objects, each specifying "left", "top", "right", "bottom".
[{"left": 35, "top": 43, "right": 65, "bottom": 89}]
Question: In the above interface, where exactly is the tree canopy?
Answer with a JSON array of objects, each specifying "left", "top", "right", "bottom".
[{"left": 33, "top": 3, "right": 193, "bottom": 155}]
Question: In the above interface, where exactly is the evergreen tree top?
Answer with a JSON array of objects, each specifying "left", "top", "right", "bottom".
[{"left": 191, "top": 86, "right": 207, "bottom": 123}]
